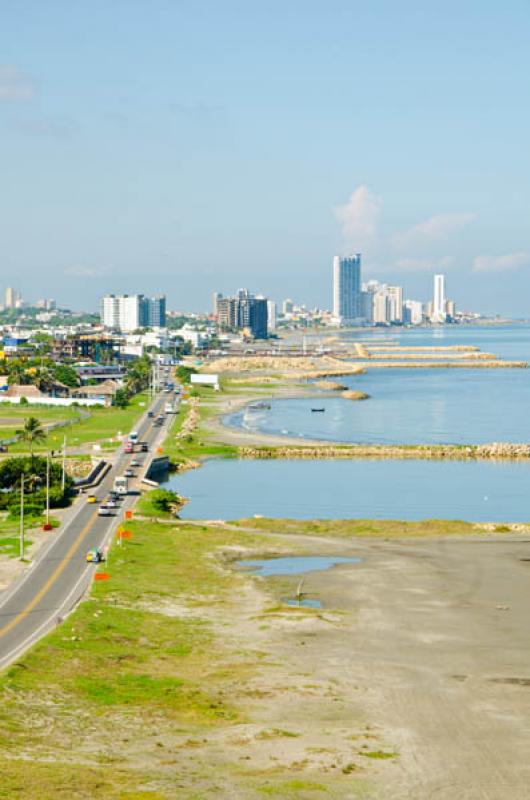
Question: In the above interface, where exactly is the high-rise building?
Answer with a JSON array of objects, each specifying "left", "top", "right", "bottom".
[
  {"left": 282, "top": 298, "right": 294, "bottom": 315},
  {"left": 403, "top": 300, "right": 423, "bottom": 325},
  {"left": 146, "top": 295, "right": 166, "bottom": 327},
  {"left": 373, "top": 290, "right": 390, "bottom": 324},
  {"left": 432, "top": 274, "right": 446, "bottom": 322},
  {"left": 267, "top": 300, "right": 277, "bottom": 331},
  {"left": 386, "top": 285, "right": 403, "bottom": 323},
  {"left": 212, "top": 292, "right": 223, "bottom": 318},
  {"left": 333, "top": 254, "right": 362, "bottom": 325},
  {"left": 445, "top": 299, "right": 456, "bottom": 319},
  {"left": 5, "top": 287, "right": 15, "bottom": 309},
  {"left": 100, "top": 294, "right": 166, "bottom": 332},
  {"left": 216, "top": 289, "right": 269, "bottom": 338}
]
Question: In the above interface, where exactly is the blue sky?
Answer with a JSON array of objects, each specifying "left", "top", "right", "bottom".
[{"left": 1, "top": 0, "right": 529, "bottom": 314}]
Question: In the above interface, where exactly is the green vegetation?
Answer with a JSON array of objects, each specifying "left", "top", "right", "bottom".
[
  {"left": 136, "top": 488, "right": 183, "bottom": 518},
  {"left": 0, "top": 456, "right": 73, "bottom": 516},
  {"left": 0, "top": 522, "right": 256, "bottom": 796},
  {"left": 15, "top": 416, "right": 46, "bottom": 459},
  {"left": 6, "top": 392, "right": 149, "bottom": 454},
  {"left": 0, "top": 513, "right": 59, "bottom": 557},
  {"left": 229, "top": 517, "right": 494, "bottom": 537}
]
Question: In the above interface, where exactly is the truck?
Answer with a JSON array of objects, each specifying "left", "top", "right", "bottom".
[{"left": 113, "top": 476, "right": 129, "bottom": 495}]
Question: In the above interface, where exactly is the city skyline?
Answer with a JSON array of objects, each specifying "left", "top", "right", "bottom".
[{"left": 1, "top": 2, "right": 530, "bottom": 314}]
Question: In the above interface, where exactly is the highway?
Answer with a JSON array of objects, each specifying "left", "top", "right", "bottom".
[{"left": 0, "top": 391, "right": 171, "bottom": 670}]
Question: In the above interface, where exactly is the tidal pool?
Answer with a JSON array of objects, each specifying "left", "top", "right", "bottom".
[{"left": 236, "top": 555, "right": 361, "bottom": 576}]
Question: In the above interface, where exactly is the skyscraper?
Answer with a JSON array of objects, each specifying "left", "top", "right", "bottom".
[
  {"left": 267, "top": 300, "right": 277, "bottom": 331},
  {"left": 5, "top": 287, "right": 15, "bottom": 309},
  {"left": 333, "top": 254, "right": 362, "bottom": 325},
  {"left": 146, "top": 295, "right": 166, "bottom": 327},
  {"left": 100, "top": 294, "right": 166, "bottom": 332},
  {"left": 432, "top": 274, "right": 446, "bottom": 322},
  {"left": 216, "top": 289, "right": 268, "bottom": 338}
]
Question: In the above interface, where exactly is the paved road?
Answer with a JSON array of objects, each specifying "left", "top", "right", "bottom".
[{"left": 0, "top": 391, "right": 171, "bottom": 669}]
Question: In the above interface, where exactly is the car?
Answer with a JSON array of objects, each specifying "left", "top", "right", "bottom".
[
  {"left": 109, "top": 491, "right": 121, "bottom": 502},
  {"left": 98, "top": 505, "right": 112, "bottom": 516},
  {"left": 141, "top": 443, "right": 149, "bottom": 452},
  {"left": 147, "top": 411, "right": 154, "bottom": 418},
  {"left": 86, "top": 548, "right": 104, "bottom": 563},
  {"left": 130, "top": 459, "right": 141, "bottom": 467},
  {"left": 105, "top": 498, "right": 118, "bottom": 508},
  {"left": 124, "top": 468, "right": 134, "bottom": 478},
  {"left": 87, "top": 494, "right": 97, "bottom": 504}
]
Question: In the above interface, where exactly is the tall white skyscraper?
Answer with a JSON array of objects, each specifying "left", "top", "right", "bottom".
[
  {"left": 100, "top": 294, "right": 166, "bottom": 332},
  {"left": 267, "top": 300, "right": 277, "bottom": 331},
  {"left": 432, "top": 274, "right": 446, "bottom": 322},
  {"left": 333, "top": 254, "right": 362, "bottom": 325}
]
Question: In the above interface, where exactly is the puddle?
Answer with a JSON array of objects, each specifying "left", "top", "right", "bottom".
[
  {"left": 282, "top": 597, "right": 323, "bottom": 609},
  {"left": 235, "top": 555, "right": 361, "bottom": 577}
]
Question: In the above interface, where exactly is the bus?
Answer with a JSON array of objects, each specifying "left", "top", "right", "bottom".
[{"left": 113, "top": 476, "right": 129, "bottom": 495}]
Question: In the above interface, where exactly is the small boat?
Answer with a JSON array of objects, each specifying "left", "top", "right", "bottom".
[
  {"left": 311, "top": 407, "right": 325, "bottom": 413},
  {"left": 249, "top": 402, "right": 271, "bottom": 410}
]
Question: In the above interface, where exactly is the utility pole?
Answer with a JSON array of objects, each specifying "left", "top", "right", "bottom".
[
  {"left": 45, "top": 452, "right": 50, "bottom": 526},
  {"left": 19, "top": 474, "right": 25, "bottom": 560},
  {"left": 61, "top": 435, "right": 66, "bottom": 492}
]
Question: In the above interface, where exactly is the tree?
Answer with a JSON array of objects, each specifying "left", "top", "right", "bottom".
[
  {"left": 113, "top": 388, "right": 129, "bottom": 408},
  {"left": 16, "top": 417, "right": 46, "bottom": 460},
  {"left": 52, "top": 364, "right": 79, "bottom": 388}
]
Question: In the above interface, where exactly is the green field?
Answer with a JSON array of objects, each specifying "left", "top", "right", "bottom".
[
  {"left": 0, "top": 514, "right": 60, "bottom": 558},
  {"left": 2, "top": 392, "right": 149, "bottom": 454}
]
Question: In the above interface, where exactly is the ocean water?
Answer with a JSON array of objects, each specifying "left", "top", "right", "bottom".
[
  {"left": 224, "top": 325, "right": 530, "bottom": 445},
  {"left": 165, "top": 458, "right": 530, "bottom": 522}
]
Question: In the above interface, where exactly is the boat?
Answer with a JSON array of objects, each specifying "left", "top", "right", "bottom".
[
  {"left": 249, "top": 402, "right": 271, "bottom": 410},
  {"left": 311, "top": 407, "right": 325, "bottom": 413}
]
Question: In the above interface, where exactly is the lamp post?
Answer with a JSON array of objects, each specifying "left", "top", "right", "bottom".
[
  {"left": 19, "top": 473, "right": 25, "bottom": 561},
  {"left": 45, "top": 452, "right": 50, "bottom": 527},
  {"left": 61, "top": 435, "right": 66, "bottom": 493}
]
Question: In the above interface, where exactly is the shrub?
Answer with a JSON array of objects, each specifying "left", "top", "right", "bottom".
[{"left": 149, "top": 488, "right": 182, "bottom": 514}]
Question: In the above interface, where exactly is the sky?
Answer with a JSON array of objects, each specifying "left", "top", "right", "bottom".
[{"left": 1, "top": 0, "right": 530, "bottom": 315}]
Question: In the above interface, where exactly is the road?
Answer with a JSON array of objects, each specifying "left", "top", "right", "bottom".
[{"left": 0, "top": 391, "right": 171, "bottom": 669}]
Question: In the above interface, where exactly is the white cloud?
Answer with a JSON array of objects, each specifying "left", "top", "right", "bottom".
[
  {"left": 472, "top": 252, "right": 530, "bottom": 273},
  {"left": 0, "top": 65, "right": 36, "bottom": 101},
  {"left": 393, "top": 212, "right": 475, "bottom": 250},
  {"left": 334, "top": 185, "right": 382, "bottom": 247}
]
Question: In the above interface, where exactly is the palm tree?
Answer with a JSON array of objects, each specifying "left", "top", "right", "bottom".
[{"left": 16, "top": 417, "right": 47, "bottom": 461}]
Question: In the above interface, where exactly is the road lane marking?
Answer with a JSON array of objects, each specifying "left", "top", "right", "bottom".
[
  {"left": 0, "top": 394, "right": 165, "bottom": 653},
  {"left": 0, "top": 508, "right": 100, "bottom": 639}
]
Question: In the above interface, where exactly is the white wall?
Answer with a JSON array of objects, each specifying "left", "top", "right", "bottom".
[{"left": 0, "top": 396, "right": 104, "bottom": 407}]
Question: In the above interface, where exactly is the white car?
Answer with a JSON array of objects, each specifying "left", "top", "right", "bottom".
[
  {"left": 98, "top": 506, "right": 112, "bottom": 517},
  {"left": 124, "top": 468, "right": 134, "bottom": 478}
]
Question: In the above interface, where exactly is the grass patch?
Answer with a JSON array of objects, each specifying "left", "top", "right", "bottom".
[
  {"left": 6, "top": 392, "right": 149, "bottom": 454},
  {"left": 257, "top": 780, "right": 328, "bottom": 796},
  {"left": 228, "top": 517, "right": 496, "bottom": 538},
  {"left": 360, "top": 750, "right": 398, "bottom": 760}
]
